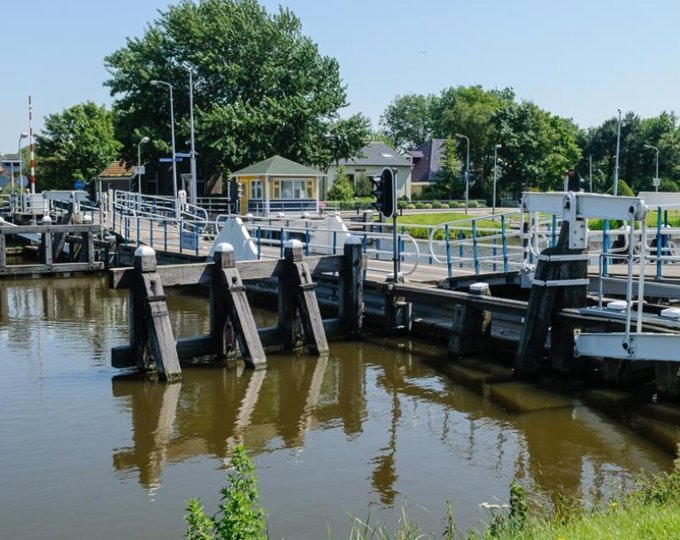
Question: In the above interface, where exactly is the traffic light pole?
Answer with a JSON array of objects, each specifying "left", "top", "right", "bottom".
[{"left": 392, "top": 170, "right": 399, "bottom": 279}]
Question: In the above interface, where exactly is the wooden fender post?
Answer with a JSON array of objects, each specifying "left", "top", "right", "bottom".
[
  {"left": 131, "top": 246, "right": 181, "bottom": 380},
  {"left": 449, "top": 282, "right": 492, "bottom": 358},
  {"left": 279, "top": 239, "right": 329, "bottom": 354},
  {"left": 40, "top": 215, "right": 53, "bottom": 265},
  {"left": 340, "top": 235, "right": 365, "bottom": 339},
  {"left": 211, "top": 242, "right": 266, "bottom": 369}
]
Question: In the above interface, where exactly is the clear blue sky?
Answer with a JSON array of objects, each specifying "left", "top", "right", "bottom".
[{"left": 2, "top": 0, "right": 679, "bottom": 152}]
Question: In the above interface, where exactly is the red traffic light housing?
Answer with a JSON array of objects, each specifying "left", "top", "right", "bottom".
[{"left": 370, "top": 168, "right": 396, "bottom": 218}]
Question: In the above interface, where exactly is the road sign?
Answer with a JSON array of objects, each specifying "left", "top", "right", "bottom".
[
  {"left": 159, "top": 157, "right": 183, "bottom": 163},
  {"left": 133, "top": 165, "right": 146, "bottom": 176},
  {"left": 175, "top": 152, "right": 191, "bottom": 158},
  {"left": 74, "top": 179, "right": 85, "bottom": 190},
  {"left": 653, "top": 177, "right": 661, "bottom": 188}
]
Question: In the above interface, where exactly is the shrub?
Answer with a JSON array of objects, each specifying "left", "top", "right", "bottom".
[
  {"left": 353, "top": 172, "right": 372, "bottom": 197},
  {"left": 606, "top": 179, "right": 634, "bottom": 197},
  {"left": 184, "top": 445, "right": 266, "bottom": 540},
  {"left": 327, "top": 166, "right": 354, "bottom": 201},
  {"left": 414, "top": 202, "right": 425, "bottom": 209},
  {"left": 441, "top": 203, "right": 449, "bottom": 209},
  {"left": 397, "top": 200, "right": 408, "bottom": 210},
  {"left": 432, "top": 200, "right": 442, "bottom": 209},
  {"left": 424, "top": 203, "right": 433, "bottom": 209},
  {"left": 468, "top": 200, "right": 479, "bottom": 208},
  {"left": 407, "top": 204, "right": 416, "bottom": 209}
]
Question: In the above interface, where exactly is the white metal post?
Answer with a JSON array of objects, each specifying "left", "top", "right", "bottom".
[
  {"left": 188, "top": 70, "right": 198, "bottom": 205},
  {"left": 613, "top": 109, "right": 622, "bottom": 196}
]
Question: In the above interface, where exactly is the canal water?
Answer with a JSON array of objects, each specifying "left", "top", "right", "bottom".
[{"left": 0, "top": 275, "right": 675, "bottom": 538}]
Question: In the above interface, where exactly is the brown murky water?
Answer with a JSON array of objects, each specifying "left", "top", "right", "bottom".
[{"left": 0, "top": 275, "right": 675, "bottom": 539}]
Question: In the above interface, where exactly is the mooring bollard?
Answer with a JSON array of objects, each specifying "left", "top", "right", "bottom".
[
  {"left": 211, "top": 242, "right": 266, "bottom": 369},
  {"left": 279, "top": 239, "right": 329, "bottom": 354},
  {"left": 341, "top": 235, "right": 365, "bottom": 339},
  {"left": 131, "top": 246, "right": 181, "bottom": 380}
]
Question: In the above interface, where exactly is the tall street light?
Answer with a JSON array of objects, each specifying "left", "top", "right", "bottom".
[
  {"left": 150, "top": 79, "right": 178, "bottom": 217},
  {"left": 613, "top": 109, "right": 622, "bottom": 196},
  {"left": 17, "top": 132, "right": 28, "bottom": 211},
  {"left": 137, "top": 136, "right": 150, "bottom": 197},
  {"left": 187, "top": 69, "right": 198, "bottom": 205},
  {"left": 455, "top": 133, "right": 470, "bottom": 214},
  {"left": 492, "top": 144, "right": 502, "bottom": 214},
  {"left": 644, "top": 144, "right": 660, "bottom": 192}
]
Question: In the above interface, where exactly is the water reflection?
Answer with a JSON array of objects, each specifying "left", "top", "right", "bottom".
[{"left": 111, "top": 340, "right": 669, "bottom": 508}]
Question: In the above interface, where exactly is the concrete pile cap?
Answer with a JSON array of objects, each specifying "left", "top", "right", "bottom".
[
  {"left": 283, "top": 239, "right": 303, "bottom": 249},
  {"left": 606, "top": 300, "right": 628, "bottom": 311},
  {"left": 82, "top": 214, "right": 93, "bottom": 223},
  {"left": 214, "top": 242, "right": 235, "bottom": 253},
  {"left": 277, "top": 212, "right": 286, "bottom": 218},
  {"left": 470, "top": 282, "right": 490, "bottom": 294},
  {"left": 41, "top": 216, "right": 52, "bottom": 224},
  {"left": 345, "top": 235, "right": 362, "bottom": 245},
  {"left": 134, "top": 246, "right": 156, "bottom": 257}
]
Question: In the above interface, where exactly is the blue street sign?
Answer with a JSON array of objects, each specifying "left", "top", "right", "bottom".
[
  {"left": 159, "top": 157, "right": 183, "bottom": 163},
  {"left": 175, "top": 152, "right": 191, "bottom": 158},
  {"left": 74, "top": 179, "right": 85, "bottom": 190}
]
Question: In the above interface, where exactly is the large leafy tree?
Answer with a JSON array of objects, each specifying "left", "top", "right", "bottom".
[
  {"left": 104, "top": 0, "right": 369, "bottom": 188},
  {"left": 380, "top": 93, "right": 437, "bottom": 149},
  {"left": 491, "top": 101, "right": 582, "bottom": 197},
  {"left": 35, "top": 101, "right": 120, "bottom": 190}
]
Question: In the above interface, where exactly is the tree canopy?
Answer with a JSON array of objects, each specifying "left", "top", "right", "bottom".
[
  {"left": 104, "top": 0, "right": 369, "bottom": 186},
  {"left": 35, "top": 101, "right": 120, "bottom": 190}
]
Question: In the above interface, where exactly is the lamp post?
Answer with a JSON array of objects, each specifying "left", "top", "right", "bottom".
[
  {"left": 187, "top": 69, "right": 197, "bottom": 205},
  {"left": 150, "top": 79, "right": 178, "bottom": 217},
  {"left": 644, "top": 144, "right": 660, "bottom": 192},
  {"left": 613, "top": 109, "right": 622, "bottom": 196},
  {"left": 455, "top": 133, "right": 470, "bottom": 214},
  {"left": 17, "top": 132, "right": 28, "bottom": 212},
  {"left": 137, "top": 136, "right": 150, "bottom": 197},
  {"left": 492, "top": 144, "right": 502, "bottom": 214}
]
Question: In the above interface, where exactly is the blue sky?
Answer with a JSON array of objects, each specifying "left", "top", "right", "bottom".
[{"left": 2, "top": 0, "right": 679, "bottom": 152}]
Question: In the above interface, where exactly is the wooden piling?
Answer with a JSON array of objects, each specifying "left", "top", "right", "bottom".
[
  {"left": 340, "top": 235, "right": 365, "bottom": 339},
  {"left": 279, "top": 240, "right": 329, "bottom": 354},
  {"left": 131, "top": 246, "right": 181, "bottom": 381},
  {"left": 448, "top": 282, "right": 492, "bottom": 358},
  {"left": 515, "top": 222, "right": 588, "bottom": 376},
  {"left": 385, "top": 273, "right": 412, "bottom": 334},
  {"left": 211, "top": 243, "right": 266, "bottom": 369}
]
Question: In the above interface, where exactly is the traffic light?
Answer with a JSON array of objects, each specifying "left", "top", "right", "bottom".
[{"left": 370, "top": 168, "right": 396, "bottom": 218}]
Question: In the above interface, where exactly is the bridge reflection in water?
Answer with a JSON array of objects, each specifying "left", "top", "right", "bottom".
[
  {"left": 111, "top": 337, "right": 669, "bottom": 525},
  {"left": 0, "top": 275, "right": 674, "bottom": 538}
]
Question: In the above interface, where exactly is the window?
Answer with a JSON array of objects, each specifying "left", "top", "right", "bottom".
[
  {"left": 272, "top": 178, "right": 313, "bottom": 199},
  {"left": 251, "top": 180, "right": 263, "bottom": 199}
]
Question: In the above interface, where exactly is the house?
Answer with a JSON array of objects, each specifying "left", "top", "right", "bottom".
[
  {"left": 95, "top": 160, "right": 136, "bottom": 194},
  {"left": 406, "top": 138, "right": 446, "bottom": 197},
  {"left": 326, "top": 142, "right": 413, "bottom": 199},
  {"left": 231, "top": 155, "right": 325, "bottom": 215}
]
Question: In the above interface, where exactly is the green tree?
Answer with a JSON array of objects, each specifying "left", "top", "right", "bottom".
[
  {"left": 380, "top": 93, "right": 437, "bottom": 148},
  {"left": 432, "top": 85, "right": 515, "bottom": 199},
  {"left": 105, "top": 0, "right": 369, "bottom": 184},
  {"left": 35, "top": 101, "right": 120, "bottom": 190},
  {"left": 491, "top": 101, "right": 581, "bottom": 198},
  {"left": 430, "top": 138, "right": 462, "bottom": 199},
  {"left": 326, "top": 166, "right": 354, "bottom": 200}
]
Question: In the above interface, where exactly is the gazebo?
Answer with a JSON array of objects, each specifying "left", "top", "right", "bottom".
[{"left": 231, "top": 155, "right": 325, "bottom": 215}]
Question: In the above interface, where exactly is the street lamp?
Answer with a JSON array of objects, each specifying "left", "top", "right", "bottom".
[
  {"left": 187, "top": 69, "right": 198, "bottom": 205},
  {"left": 150, "top": 79, "right": 178, "bottom": 217},
  {"left": 644, "top": 144, "right": 660, "bottom": 192},
  {"left": 137, "top": 136, "right": 150, "bottom": 197},
  {"left": 492, "top": 144, "right": 502, "bottom": 214},
  {"left": 455, "top": 133, "right": 470, "bottom": 214},
  {"left": 613, "top": 109, "right": 622, "bottom": 196},
  {"left": 17, "top": 132, "right": 28, "bottom": 212}
]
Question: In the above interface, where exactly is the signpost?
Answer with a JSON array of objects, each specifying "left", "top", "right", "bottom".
[
  {"left": 159, "top": 157, "right": 183, "bottom": 163},
  {"left": 74, "top": 179, "right": 85, "bottom": 190}
]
